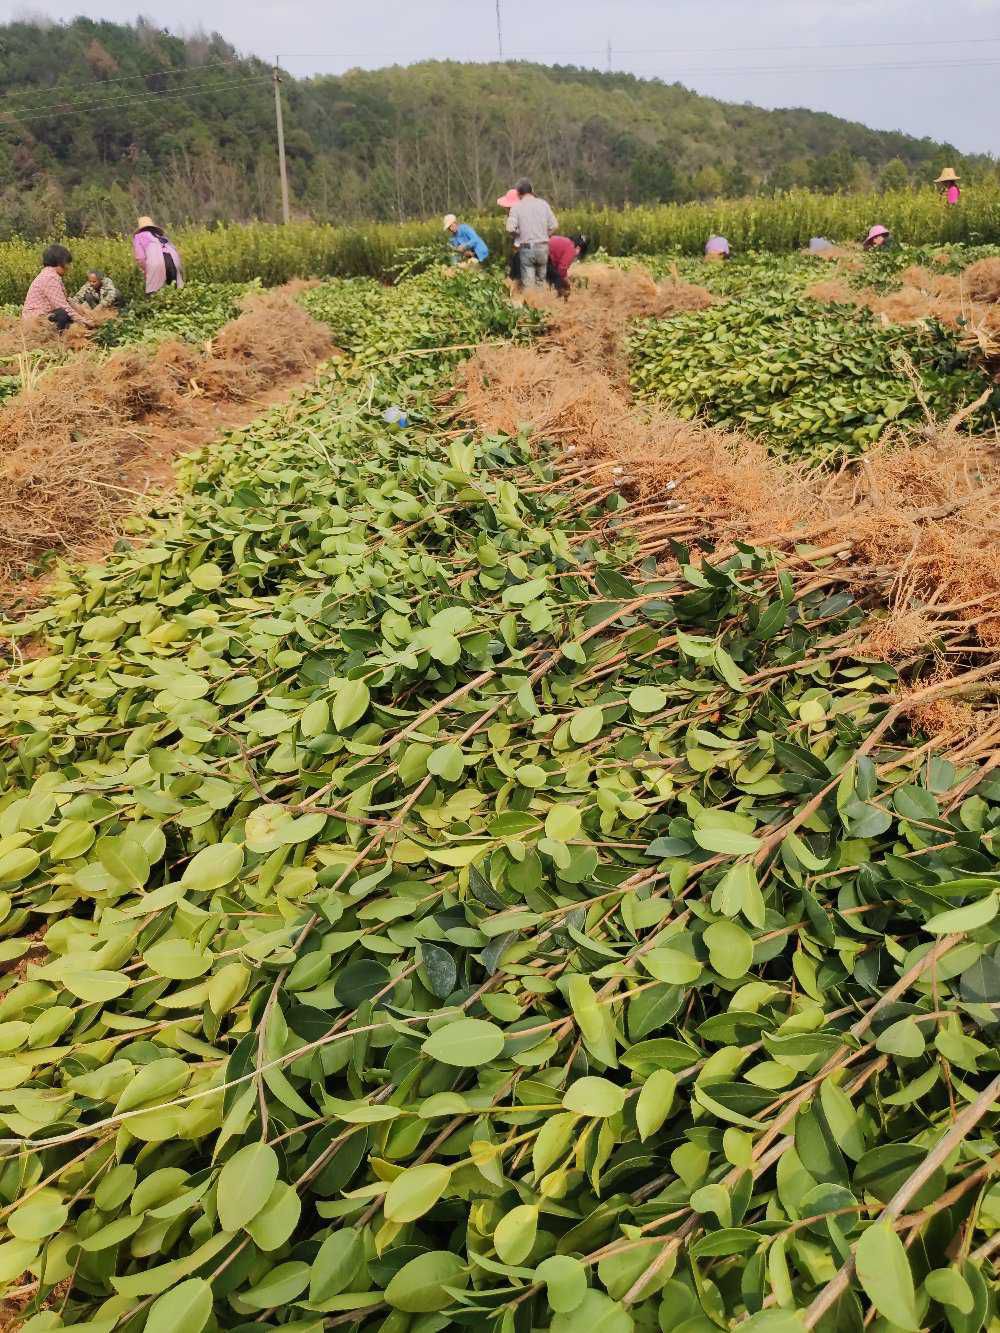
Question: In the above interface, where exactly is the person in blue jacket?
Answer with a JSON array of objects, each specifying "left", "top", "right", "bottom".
[{"left": 443, "top": 213, "right": 489, "bottom": 264}]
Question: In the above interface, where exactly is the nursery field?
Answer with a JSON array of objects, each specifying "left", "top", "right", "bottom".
[
  {"left": 0, "top": 259, "right": 999, "bottom": 1333},
  {"left": 3, "top": 183, "right": 1000, "bottom": 303}
]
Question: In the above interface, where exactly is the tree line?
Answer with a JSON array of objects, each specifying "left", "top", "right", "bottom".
[{"left": 0, "top": 16, "right": 994, "bottom": 238}]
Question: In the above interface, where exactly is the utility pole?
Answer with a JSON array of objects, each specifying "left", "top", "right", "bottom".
[
  {"left": 496, "top": 0, "right": 504, "bottom": 59},
  {"left": 606, "top": 39, "right": 612, "bottom": 72},
  {"left": 273, "top": 65, "right": 291, "bottom": 224}
]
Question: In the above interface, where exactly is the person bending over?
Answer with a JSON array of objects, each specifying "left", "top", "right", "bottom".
[
  {"left": 443, "top": 214, "right": 489, "bottom": 264},
  {"left": 546, "top": 234, "right": 589, "bottom": 298}
]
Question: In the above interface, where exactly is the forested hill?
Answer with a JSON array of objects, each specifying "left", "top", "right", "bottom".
[{"left": 0, "top": 16, "right": 992, "bottom": 237}]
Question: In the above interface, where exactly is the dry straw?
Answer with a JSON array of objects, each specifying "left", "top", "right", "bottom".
[
  {"left": 460, "top": 264, "right": 1000, "bottom": 736},
  {"left": 0, "top": 291, "right": 332, "bottom": 590}
]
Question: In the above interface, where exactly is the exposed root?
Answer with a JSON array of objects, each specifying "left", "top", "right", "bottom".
[
  {"left": 523, "top": 262, "right": 714, "bottom": 384},
  {"left": 0, "top": 293, "right": 333, "bottom": 588},
  {"left": 459, "top": 264, "right": 1000, "bottom": 747}
]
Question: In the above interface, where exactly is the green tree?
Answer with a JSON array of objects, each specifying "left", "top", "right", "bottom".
[{"left": 880, "top": 158, "right": 911, "bottom": 191}]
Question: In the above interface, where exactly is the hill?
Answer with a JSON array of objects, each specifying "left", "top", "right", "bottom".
[{"left": 0, "top": 16, "right": 994, "bottom": 237}]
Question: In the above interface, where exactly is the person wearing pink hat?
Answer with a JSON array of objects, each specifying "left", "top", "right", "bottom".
[
  {"left": 863, "top": 224, "right": 895, "bottom": 251},
  {"left": 505, "top": 178, "right": 558, "bottom": 290},
  {"left": 498, "top": 187, "right": 524, "bottom": 286}
]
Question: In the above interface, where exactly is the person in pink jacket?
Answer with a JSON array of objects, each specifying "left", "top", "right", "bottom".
[{"left": 132, "top": 215, "right": 184, "bottom": 294}]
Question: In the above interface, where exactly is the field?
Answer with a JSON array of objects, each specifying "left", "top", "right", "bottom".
[
  {"left": 2, "top": 184, "right": 1000, "bottom": 303},
  {"left": 0, "top": 243, "right": 999, "bottom": 1333}
]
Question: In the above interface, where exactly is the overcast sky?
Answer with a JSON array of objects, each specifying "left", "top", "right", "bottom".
[{"left": 18, "top": 0, "right": 1000, "bottom": 157}]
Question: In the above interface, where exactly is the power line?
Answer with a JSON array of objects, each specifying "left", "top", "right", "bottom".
[
  {"left": 615, "top": 35, "right": 1000, "bottom": 55},
  {"left": 0, "top": 75, "right": 273, "bottom": 127},
  {"left": 626, "top": 54, "right": 1000, "bottom": 76},
  {"left": 0, "top": 56, "right": 258, "bottom": 105}
]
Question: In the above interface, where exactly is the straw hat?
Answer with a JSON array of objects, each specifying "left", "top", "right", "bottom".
[
  {"left": 934, "top": 167, "right": 960, "bottom": 184},
  {"left": 136, "top": 215, "right": 154, "bottom": 228},
  {"left": 496, "top": 188, "right": 519, "bottom": 208},
  {"left": 442, "top": 213, "right": 458, "bottom": 230}
]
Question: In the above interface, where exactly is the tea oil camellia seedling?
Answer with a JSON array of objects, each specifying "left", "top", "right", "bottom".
[{"left": 0, "top": 266, "right": 998, "bottom": 1333}]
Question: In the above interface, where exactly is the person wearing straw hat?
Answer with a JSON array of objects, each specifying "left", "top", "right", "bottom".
[
  {"left": 442, "top": 214, "right": 489, "bottom": 265},
  {"left": 935, "top": 167, "right": 961, "bottom": 206},
  {"left": 132, "top": 216, "right": 184, "bottom": 295},
  {"left": 862, "top": 224, "right": 895, "bottom": 251}
]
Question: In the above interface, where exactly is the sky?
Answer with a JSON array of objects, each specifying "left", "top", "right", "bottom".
[{"left": 14, "top": 0, "right": 1000, "bottom": 156}]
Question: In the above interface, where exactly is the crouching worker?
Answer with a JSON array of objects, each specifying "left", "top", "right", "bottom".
[
  {"left": 546, "top": 234, "right": 589, "bottom": 298},
  {"left": 705, "top": 234, "right": 731, "bottom": 262},
  {"left": 443, "top": 214, "right": 489, "bottom": 265},
  {"left": 863, "top": 224, "right": 895, "bottom": 250},
  {"left": 22, "top": 244, "right": 92, "bottom": 331},
  {"left": 75, "top": 269, "right": 121, "bottom": 310}
]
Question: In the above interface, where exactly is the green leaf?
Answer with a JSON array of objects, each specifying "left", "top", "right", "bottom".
[
  {"left": 642, "top": 949, "right": 703, "bottom": 985},
  {"left": 925, "top": 1266, "right": 974, "bottom": 1314},
  {"left": 383, "top": 1162, "right": 452, "bottom": 1223},
  {"left": 536, "top": 1254, "right": 587, "bottom": 1313},
  {"left": 704, "top": 919, "right": 754, "bottom": 979},
  {"left": 422, "top": 1018, "right": 505, "bottom": 1066},
  {"left": 332, "top": 678, "right": 371, "bottom": 731},
  {"left": 181, "top": 842, "right": 243, "bottom": 890},
  {"left": 309, "top": 1228, "right": 366, "bottom": 1304},
  {"left": 384, "top": 1250, "right": 469, "bottom": 1313},
  {"left": 629, "top": 686, "right": 667, "bottom": 714},
  {"left": 693, "top": 828, "right": 762, "bottom": 856},
  {"left": 143, "top": 938, "right": 213, "bottom": 981},
  {"left": 855, "top": 1221, "right": 920, "bottom": 1330},
  {"left": 494, "top": 1204, "right": 538, "bottom": 1265},
  {"left": 740, "top": 1313, "right": 806, "bottom": 1333},
  {"left": 924, "top": 894, "right": 999, "bottom": 935},
  {"left": 570, "top": 705, "right": 604, "bottom": 743},
  {"left": 875, "top": 1017, "right": 925, "bottom": 1058},
  {"left": 551, "top": 1288, "right": 634, "bottom": 1333},
  {"left": 145, "top": 1278, "right": 212, "bottom": 1333},
  {"left": 217, "top": 1142, "right": 279, "bottom": 1231},
  {"left": 246, "top": 1181, "right": 301, "bottom": 1251},
  {"left": 8, "top": 1197, "right": 69, "bottom": 1241},
  {"left": 562, "top": 1076, "right": 626, "bottom": 1117},
  {"left": 636, "top": 1068, "right": 676, "bottom": 1140},
  {"left": 241, "top": 1260, "right": 310, "bottom": 1309},
  {"left": 545, "top": 803, "right": 582, "bottom": 841},
  {"left": 427, "top": 743, "right": 464, "bottom": 782}
]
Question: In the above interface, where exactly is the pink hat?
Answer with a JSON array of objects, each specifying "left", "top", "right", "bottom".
[
  {"left": 865, "top": 224, "right": 890, "bottom": 241},
  {"left": 497, "top": 188, "right": 519, "bottom": 208}
]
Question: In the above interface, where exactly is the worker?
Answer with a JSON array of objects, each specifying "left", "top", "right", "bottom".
[
  {"left": 497, "top": 188, "right": 523, "bottom": 286},
  {"left": 705, "top": 235, "right": 731, "bottom": 261},
  {"left": 74, "top": 269, "right": 121, "bottom": 310},
  {"left": 546, "top": 235, "right": 590, "bottom": 298},
  {"left": 505, "top": 179, "right": 557, "bottom": 289},
  {"left": 443, "top": 214, "right": 489, "bottom": 264},
  {"left": 863, "top": 224, "right": 895, "bottom": 250},
  {"left": 133, "top": 215, "right": 184, "bottom": 294},
  {"left": 935, "top": 167, "right": 961, "bottom": 205},
  {"left": 21, "top": 244, "right": 93, "bottom": 331},
  {"left": 809, "top": 237, "right": 835, "bottom": 253}
]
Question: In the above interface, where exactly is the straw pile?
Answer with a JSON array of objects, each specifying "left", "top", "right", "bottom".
[
  {"left": 459, "top": 267, "right": 1000, "bottom": 709},
  {"left": 523, "top": 262, "right": 714, "bottom": 383},
  {"left": 0, "top": 292, "right": 333, "bottom": 588}
]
